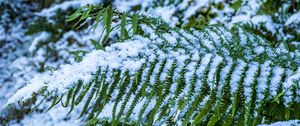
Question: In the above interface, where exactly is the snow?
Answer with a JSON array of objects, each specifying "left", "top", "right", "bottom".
[
  {"left": 284, "top": 68, "right": 300, "bottom": 90},
  {"left": 230, "top": 60, "right": 246, "bottom": 93},
  {"left": 9, "top": 105, "right": 83, "bottom": 126},
  {"left": 154, "top": 6, "right": 178, "bottom": 26},
  {"left": 269, "top": 67, "right": 285, "bottom": 98},
  {"left": 36, "top": 0, "right": 102, "bottom": 17},
  {"left": 113, "top": 0, "right": 144, "bottom": 12},
  {"left": 6, "top": 39, "right": 149, "bottom": 106},
  {"left": 254, "top": 61, "right": 272, "bottom": 117},
  {"left": 218, "top": 59, "right": 233, "bottom": 94},
  {"left": 283, "top": 68, "right": 300, "bottom": 105},
  {"left": 230, "top": 15, "right": 251, "bottom": 25},
  {"left": 207, "top": 29, "right": 222, "bottom": 46},
  {"left": 28, "top": 32, "right": 51, "bottom": 52},
  {"left": 207, "top": 55, "right": 224, "bottom": 89},
  {"left": 36, "top": 1, "right": 82, "bottom": 17},
  {"left": 243, "top": 62, "right": 259, "bottom": 103},
  {"left": 251, "top": 15, "right": 276, "bottom": 34},
  {"left": 254, "top": 46, "right": 265, "bottom": 55},
  {"left": 285, "top": 12, "right": 300, "bottom": 25},
  {"left": 183, "top": 0, "right": 209, "bottom": 20},
  {"left": 258, "top": 120, "right": 300, "bottom": 126},
  {"left": 238, "top": 27, "right": 248, "bottom": 45},
  {"left": 162, "top": 33, "right": 177, "bottom": 46}
]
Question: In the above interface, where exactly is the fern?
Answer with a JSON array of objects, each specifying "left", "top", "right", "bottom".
[{"left": 6, "top": 5, "right": 300, "bottom": 126}]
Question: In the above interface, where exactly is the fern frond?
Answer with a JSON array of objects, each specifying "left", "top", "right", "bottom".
[{"left": 6, "top": 5, "right": 300, "bottom": 126}]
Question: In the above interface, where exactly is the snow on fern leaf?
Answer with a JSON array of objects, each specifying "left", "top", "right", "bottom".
[{"left": 6, "top": 8, "right": 300, "bottom": 125}]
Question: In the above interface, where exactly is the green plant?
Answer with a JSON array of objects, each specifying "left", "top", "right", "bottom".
[{"left": 6, "top": 5, "right": 300, "bottom": 125}]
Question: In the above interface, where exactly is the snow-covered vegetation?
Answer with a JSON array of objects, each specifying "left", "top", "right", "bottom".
[{"left": 1, "top": 0, "right": 300, "bottom": 125}]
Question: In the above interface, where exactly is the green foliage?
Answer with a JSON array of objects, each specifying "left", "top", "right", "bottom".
[
  {"left": 10, "top": 4, "right": 300, "bottom": 126},
  {"left": 46, "top": 6, "right": 299, "bottom": 124},
  {"left": 66, "top": 5, "right": 142, "bottom": 47},
  {"left": 90, "top": 39, "right": 104, "bottom": 50},
  {"left": 70, "top": 50, "right": 89, "bottom": 62}
]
